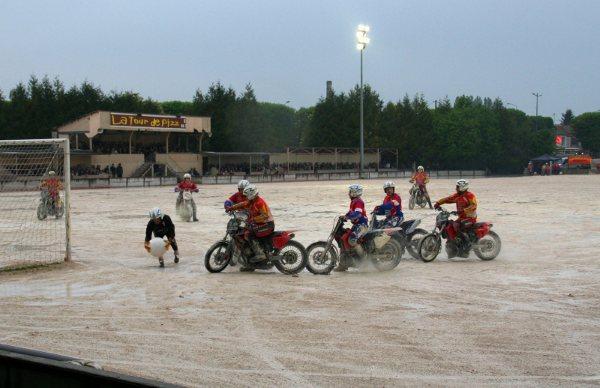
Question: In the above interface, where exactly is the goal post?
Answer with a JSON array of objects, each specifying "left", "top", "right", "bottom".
[{"left": 0, "top": 138, "right": 72, "bottom": 269}]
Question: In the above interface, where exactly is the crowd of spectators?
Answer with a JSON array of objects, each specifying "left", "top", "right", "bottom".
[
  {"left": 70, "top": 163, "right": 124, "bottom": 178},
  {"left": 204, "top": 161, "right": 384, "bottom": 176},
  {"left": 89, "top": 141, "right": 194, "bottom": 155},
  {"left": 527, "top": 161, "right": 561, "bottom": 176},
  {"left": 97, "top": 143, "right": 166, "bottom": 155}
]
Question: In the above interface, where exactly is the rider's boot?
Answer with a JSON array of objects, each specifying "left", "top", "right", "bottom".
[
  {"left": 334, "top": 251, "right": 350, "bottom": 272},
  {"left": 159, "top": 257, "right": 165, "bottom": 268},
  {"left": 174, "top": 250, "right": 180, "bottom": 263}
]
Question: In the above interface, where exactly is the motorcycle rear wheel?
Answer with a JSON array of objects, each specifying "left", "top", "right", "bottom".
[
  {"left": 406, "top": 228, "right": 428, "bottom": 259},
  {"left": 306, "top": 241, "right": 337, "bottom": 275},
  {"left": 371, "top": 238, "right": 403, "bottom": 271},
  {"left": 473, "top": 231, "right": 501, "bottom": 261},
  {"left": 418, "top": 234, "right": 441, "bottom": 262},
  {"left": 274, "top": 240, "right": 308, "bottom": 275},
  {"left": 55, "top": 204, "right": 64, "bottom": 219},
  {"left": 204, "top": 241, "right": 231, "bottom": 273},
  {"left": 37, "top": 203, "right": 47, "bottom": 220}
]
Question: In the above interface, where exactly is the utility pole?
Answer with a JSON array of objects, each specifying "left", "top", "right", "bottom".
[{"left": 532, "top": 92, "right": 542, "bottom": 130}]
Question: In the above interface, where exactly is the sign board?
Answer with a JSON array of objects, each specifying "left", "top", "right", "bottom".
[
  {"left": 555, "top": 135, "right": 563, "bottom": 145},
  {"left": 110, "top": 113, "right": 186, "bottom": 130}
]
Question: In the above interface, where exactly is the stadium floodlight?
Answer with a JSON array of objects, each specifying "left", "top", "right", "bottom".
[{"left": 356, "top": 24, "right": 370, "bottom": 177}]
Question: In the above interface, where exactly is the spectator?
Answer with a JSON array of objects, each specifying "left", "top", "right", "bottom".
[
  {"left": 116, "top": 163, "right": 123, "bottom": 178},
  {"left": 110, "top": 163, "right": 116, "bottom": 177}
]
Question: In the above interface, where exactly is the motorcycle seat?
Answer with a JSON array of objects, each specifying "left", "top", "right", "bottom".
[{"left": 400, "top": 220, "right": 415, "bottom": 229}]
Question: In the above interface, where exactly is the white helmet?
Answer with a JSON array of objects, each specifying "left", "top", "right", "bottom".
[
  {"left": 348, "top": 184, "right": 363, "bottom": 198},
  {"left": 456, "top": 179, "right": 469, "bottom": 192},
  {"left": 183, "top": 173, "right": 191, "bottom": 180},
  {"left": 243, "top": 184, "right": 259, "bottom": 200},
  {"left": 238, "top": 179, "right": 250, "bottom": 189},
  {"left": 48, "top": 170, "right": 56, "bottom": 176},
  {"left": 417, "top": 165, "right": 424, "bottom": 172},
  {"left": 149, "top": 207, "right": 163, "bottom": 219},
  {"left": 383, "top": 181, "right": 395, "bottom": 191}
]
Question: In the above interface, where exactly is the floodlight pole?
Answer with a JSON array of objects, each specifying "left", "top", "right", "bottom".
[{"left": 360, "top": 48, "right": 364, "bottom": 178}]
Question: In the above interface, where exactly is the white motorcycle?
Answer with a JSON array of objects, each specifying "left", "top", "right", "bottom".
[{"left": 176, "top": 190, "right": 194, "bottom": 222}]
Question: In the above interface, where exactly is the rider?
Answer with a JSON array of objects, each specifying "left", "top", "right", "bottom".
[
  {"left": 175, "top": 173, "right": 199, "bottom": 221},
  {"left": 144, "top": 208, "right": 180, "bottom": 267},
  {"left": 373, "top": 181, "right": 403, "bottom": 227},
  {"left": 434, "top": 179, "right": 477, "bottom": 245},
  {"left": 229, "top": 184, "right": 274, "bottom": 260},
  {"left": 410, "top": 165, "right": 433, "bottom": 209},
  {"left": 336, "top": 184, "right": 369, "bottom": 272},
  {"left": 40, "top": 171, "right": 63, "bottom": 210},
  {"left": 224, "top": 179, "right": 249, "bottom": 211}
]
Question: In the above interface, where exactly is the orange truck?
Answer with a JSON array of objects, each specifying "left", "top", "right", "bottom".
[{"left": 567, "top": 155, "right": 592, "bottom": 168}]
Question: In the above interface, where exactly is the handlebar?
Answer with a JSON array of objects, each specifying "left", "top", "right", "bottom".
[{"left": 435, "top": 207, "right": 457, "bottom": 216}]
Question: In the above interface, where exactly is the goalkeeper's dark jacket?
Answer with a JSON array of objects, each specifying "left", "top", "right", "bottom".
[{"left": 145, "top": 215, "right": 176, "bottom": 241}]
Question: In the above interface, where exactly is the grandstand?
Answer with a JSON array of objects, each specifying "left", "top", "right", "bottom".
[{"left": 55, "top": 111, "right": 400, "bottom": 178}]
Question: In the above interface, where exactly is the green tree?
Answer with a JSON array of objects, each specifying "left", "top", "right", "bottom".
[
  {"left": 561, "top": 109, "right": 574, "bottom": 125},
  {"left": 192, "top": 82, "right": 238, "bottom": 151},
  {"left": 572, "top": 112, "right": 600, "bottom": 154},
  {"left": 161, "top": 101, "right": 194, "bottom": 115}
]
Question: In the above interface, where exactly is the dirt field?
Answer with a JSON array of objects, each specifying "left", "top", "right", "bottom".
[{"left": 1, "top": 175, "right": 599, "bottom": 386}]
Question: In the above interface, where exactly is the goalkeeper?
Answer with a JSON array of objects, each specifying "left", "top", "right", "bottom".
[{"left": 144, "top": 208, "right": 180, "bottom": 267}]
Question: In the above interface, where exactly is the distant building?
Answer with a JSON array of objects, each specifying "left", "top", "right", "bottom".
[
  {"left": 554, "top": 124, "right": 582, "bottom": 155},
  {"left": 54, "top": 111, "right": 211, "bottom": 177}
]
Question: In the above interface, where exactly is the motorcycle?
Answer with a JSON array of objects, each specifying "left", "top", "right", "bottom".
[
  {"left": 176, "top": 190, "right": 194, "bottom": 222},
  {"left": 371, "top": 214, "right": 428, "bottom": 259},
  {"left": 408, "top": 183, "right": 429, "bottom": 209},
  {"left": 417, "top": 207, "right": 501, "bottom": 262},
  {"left": 204, "top": 211, "right": 308, "bottom": 275},
  {"left": 37, "top": 190, "right": 64, "bottom": 220},
  {"left": 306, "top": 213, "right": 404, "bottom": 275}
]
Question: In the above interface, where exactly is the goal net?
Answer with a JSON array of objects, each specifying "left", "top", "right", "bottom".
[{"left": 0, "top": 139, "right": 71, "bottom": 270}]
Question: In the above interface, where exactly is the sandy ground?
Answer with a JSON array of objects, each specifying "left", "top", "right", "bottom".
[{"left": 1, "top": 175, "right": 599, "bottom": 387}]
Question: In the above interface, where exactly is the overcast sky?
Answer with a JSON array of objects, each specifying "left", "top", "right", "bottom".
[{"left": 1, "top": 0, "right": 598, "bottom": 119}]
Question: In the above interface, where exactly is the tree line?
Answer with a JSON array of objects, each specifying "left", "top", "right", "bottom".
[{"left": 1, "top": 76, "right": 597, "bottom": 173}]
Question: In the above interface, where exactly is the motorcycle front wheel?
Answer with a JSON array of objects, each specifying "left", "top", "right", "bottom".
[
  {"left": 371, "top": 238, "right": 403, "bottom": 271},
  {"left": 473, "top": 231, "right": 501, "bottom": 261},
  {"left": 306, "top": 241, "right": 337, "bottom": 275},
  {"left": 418, "top": 234, "right": 441, "bottom": 262},
  {"left": 406, "top": 228, "right": 428, "bottom": 259},
  {"left": 37, "top": 203, "right": 47, "bottom": 220},
  {"left": 408, "top": 196, "right": 415, "bottom": 210},
  {"left": 204, "top": 241, "right": 231, "bottom": 273},
  {"left": 274, "top": 240, "right": 307, "bottom": 275}
]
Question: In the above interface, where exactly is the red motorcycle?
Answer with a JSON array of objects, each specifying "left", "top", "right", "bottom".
[
  {"left": 417, "top": 207, "right": 501, "bottom": 262},
  {"left": 204, "top": 211, "right": 307, "bottom": 274}
]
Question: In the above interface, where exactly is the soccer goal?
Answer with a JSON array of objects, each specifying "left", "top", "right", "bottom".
[{"left": 0, "top": 138, "right": 71, "bottom": 270}]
